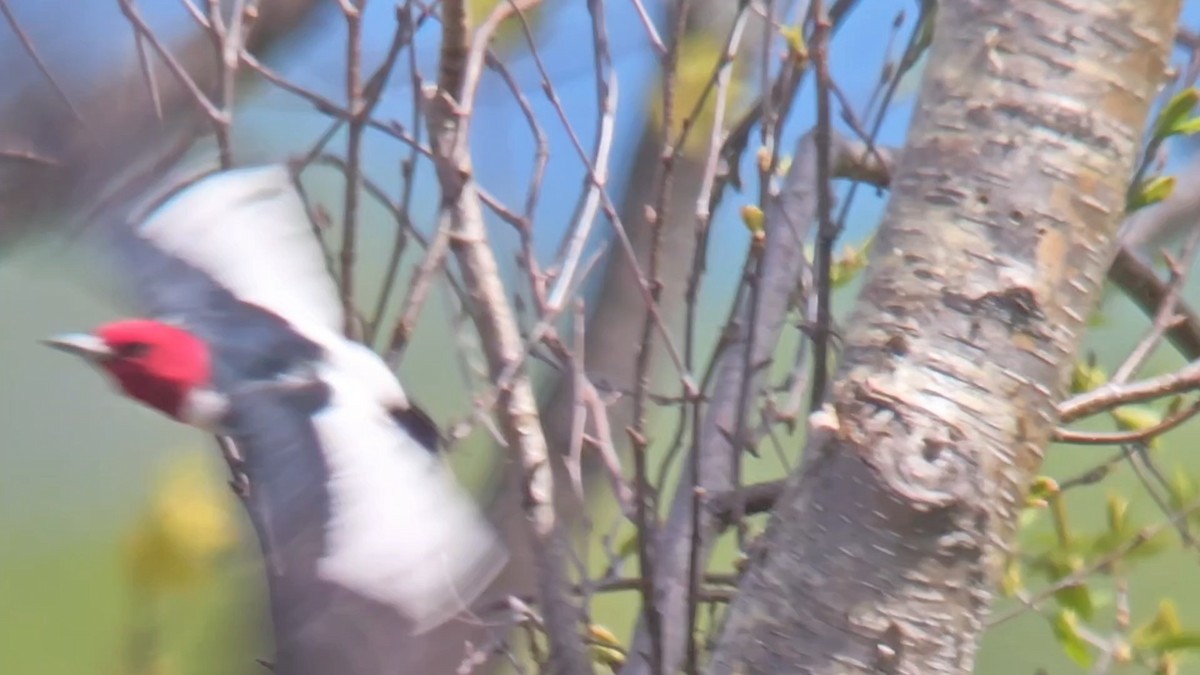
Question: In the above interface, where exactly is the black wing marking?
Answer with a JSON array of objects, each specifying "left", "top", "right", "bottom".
[
  {"left": 388, "top": 403, "right": 442, "bottom": 454},
  {"left": 225, "top": 378, "right": 332, "bottom": 582},
  {"left": 224, "top": 381, "right": 420, "bottom": 674},
  {"left": 111, "top": 221, "right": 323, "bottom": 387}
]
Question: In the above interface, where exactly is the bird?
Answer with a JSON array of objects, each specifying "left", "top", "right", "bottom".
[{"left": 43, "top": 164, "right": 506, "bottom": 673}]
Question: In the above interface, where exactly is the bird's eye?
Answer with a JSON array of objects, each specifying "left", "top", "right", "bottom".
[{"left": 116, "top": 342, "right": 151, "bottom": 358}]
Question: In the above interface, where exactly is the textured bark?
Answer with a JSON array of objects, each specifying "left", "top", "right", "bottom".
[{"left": 708, "top": 1, "right": 1180, "bottom": 673}]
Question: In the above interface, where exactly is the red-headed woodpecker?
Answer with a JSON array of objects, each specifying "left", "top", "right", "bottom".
[{"left": 44, "top": 165, "right": 505, "bottom": 671}]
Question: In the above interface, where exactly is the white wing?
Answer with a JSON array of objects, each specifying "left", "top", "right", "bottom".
[
  {"left": 138, "top": 165, "right": 342, "bottom": 332},
  {"left": 313, "top": 362, "right": 506, "bottom": 632}
]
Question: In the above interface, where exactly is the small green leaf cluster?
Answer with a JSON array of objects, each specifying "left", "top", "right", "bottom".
[{"left": 1009, "top": 467, "right": 1200, "bottom": 672}]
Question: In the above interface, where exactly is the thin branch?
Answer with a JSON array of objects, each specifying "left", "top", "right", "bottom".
[
  {"left": 203, "top": 0, "right": 236, "bottom": 167},
  {"left": 716, "top": 0, "right": 862, "bottom": 192},
  {"left": 629, "top": 2, "right": 695, "bottom": 670},
  {"left": 808, "top": 0, "right": 835, "bottom": 409},
  {"left": 368, "top": 7, "right": 424, "bottom": 344},
  {"left": 1108, "top": 249, "right": 1200, "bottom": 360},
  {"left": 506, "top": 0, "right": 696, "bottom": 386},
  {"left": 707, "top": 479, "right": 785, "bottom": 525},
  {"left": 683, "top": 6, "right": 750, "bottom": 673},
  {"left": 117, "top": 0, "right": 227, "bottom": 128},
  {"left": 622, "top": 130, "right": 891, "bottom": 675},
  {"left": 545, "top": 0, "right": 618, "bottom": 313},
  {"left": 337, "top": 0, "right": 364, "bottom": 336},
  {"left": 626, "top": 0, "right": 666, "bottom": 56},
  {"left": 1055, "top": 399, "right": 1200, "bottom": 445},
  {"left": 0, "top": 0, "right": 84, "bottom": 124},
  {"left": 1059, "top": 359, "right": 1200, "bottom": 423},
  {"left": 427, "top": 0, "right": 590, "bottom": 670}
]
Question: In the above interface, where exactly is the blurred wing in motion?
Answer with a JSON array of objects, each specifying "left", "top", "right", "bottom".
[
  {"left": 133, "top": 165, "right": 341, "bottom": 332},
  {"left": 309, "top": 363, "right": 504, "bottom": 632},
  {"left": 227, "top": 380, "right": 504, "bottom": 672},
  {"left": 227, "top": 372, "right": 505, "bottom": 634}
]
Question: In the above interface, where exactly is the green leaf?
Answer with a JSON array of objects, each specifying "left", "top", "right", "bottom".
[
  {"left": 775, "top": 155, "right": 793, "bottom": 176},
  {"left": 1153, "top": 632, "right": 1200, "bottom": 653},
  {"left": 1000, "top": 556, "right": 1023, "bottom": 597},
  {"left": 1112, "top": 405, "right": 1162, "bottom": 431},
  {"left": 591, "top": 645, "right": 626, "bottom": 669},
  {"left": 780, "top": 25, "right": 807, "bottom": 59},
  {"left": 1112, "top": 404, "right": 1165, "bottom": 449},
  {"left": 830, "top": 245, "right": 869, "bottom": 289},
  {"left": 1134, "top": 599, "right": 1184, "bottom": 651},
  {"left": 616, "top": 532, "right": 638, "bottom": 560},
  {"left": 1070, "top": 360, "right": 1108, "bottom": 394},
  {"left": 1168, "top": 468, "right": 1198, "bottom": 511},
  {"left": 1029, "top": 476, "right": 1059, "bottom": 500},
  {"left": 1106, "top": 493, "right": 1130, "bottom": 537},
  {"left": 1018, "top": 507, "right": 1042, "bottom": 530},
  {"left": 1055, "top": 581, "right": 1095, "bottom": 620},
  {"left": 1154, "top": 88, "right": 1200, "bottom": 139},
  {"left": 1052, "top": 609, "right": 1095, "bottom": 668},
  {"left": 1119, "top": 530, "right": 1170, "bottom": 564},
  {"left": 1167, "top": 395, "right": 1187, "bottom": 417},
  {"left": 1128, "top": 176, "right": 1176, "bottom": 213},
  {"left": 1030, "top": 550, "right": 1079, "bottom": 580},
  {"left": 1172, "top": 116, "right": 1200, "bottom": 136},
  {"left": 587, "top": 624, "right": 623, "bottom": 649},
  {"left": 740, "top": 204, "right": 765, "bottom": 234},
  {"left": 741, "top": 204, "right": 766, "bottom": 245}
]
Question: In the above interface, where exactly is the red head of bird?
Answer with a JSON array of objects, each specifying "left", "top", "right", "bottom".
[{"left": 44, "top": 319, "right": 211, "bottom": 422}]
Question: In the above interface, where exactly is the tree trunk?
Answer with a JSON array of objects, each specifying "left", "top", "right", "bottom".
[{"left": 707, "top": 1, "right": 1180, "bottom": 673}]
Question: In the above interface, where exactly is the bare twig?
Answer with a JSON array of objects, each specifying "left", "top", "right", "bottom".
[
  {"left": 707, "top": 479, "right": 785, "bottom": 525},
  {"left": 628, "top": 3, "right": 696, "bottom": 671},
  {"left": 1108, "top": 246, "right": 1200, "bottom": 360},
  {"left": 808, "top": 0, "right": 835, "bottom": 410},
  {"left": 622, "top": 131, "right": 892, "bottom": 675},
  {"left": 1059, "top": 359, "right": 1200, "bottom": 423},
  {"left": 337, "top": 0, "right": 364, "bottom": 336},
  {"left": 626, "top": 0, "right": 665, "bottom": 56},
  {"left": 0, "top": 0, "right": 323, "bottom": 250},
  {"left": 426, "top": 0, "right": 590, "bottom": 670},
  {"left": 118, "top": 0, "right": 227, "bottom": 129},
  {"left": 1055, "top": 399, "right": 1200, "bottom": 445},
  {"left": 0, "top": 0, "right": 84, "bottom": 124},
  {"left": 682, "top": 6, "right": 750, "bottom": 673},
  {"left": 545, "top": 0, "right": 618, "bottom": 313}
]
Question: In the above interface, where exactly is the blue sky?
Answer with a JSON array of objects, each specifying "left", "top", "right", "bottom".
[{"left": 9, "top": 0, "right": 1195, "bottom": 294}]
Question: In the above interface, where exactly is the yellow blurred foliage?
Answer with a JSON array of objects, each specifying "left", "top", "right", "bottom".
[
  {"left": 650, "top": 32, "right": 750, "bottom": 157},
  {"left": 123, "top": 454, "right": 237, "bottom": 593},
  {"left": 467, "top": 0, "right": 547, "bottom": 52}
]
